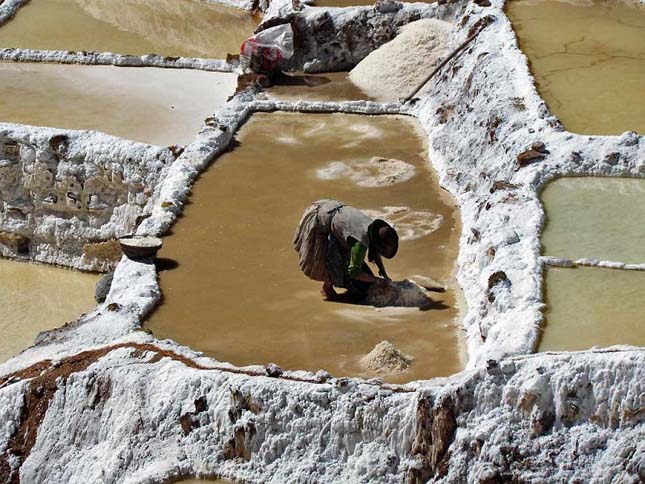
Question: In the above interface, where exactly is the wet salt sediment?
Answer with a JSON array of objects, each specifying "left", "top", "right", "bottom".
[
  {"left": 146, "top": 113, "right": 465, "bottom": 383},
  {"left": 0, "top": 0, "right": 258, "bottom": 59},
  {"left": 0, "top": 258, "right": 97, "bottom": 362},
  {"left": 507, "top": 0, "right": 645, "bottom": 134},
  {"left": 0, "top": 62, "right": 236, "bottom": 145}
]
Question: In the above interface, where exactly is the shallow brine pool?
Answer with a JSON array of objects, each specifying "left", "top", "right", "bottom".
[
  {"left": 541, "top": 177, "right": 645, "bottom": 264},
  {"left": 540, "top": 177, "right": 645, "bottom": 352},
  {"left": 0, "top": 62, "right": 236, "bottom": 146},
  {"left": 0, "top": 258, "right": 97, "bottom": 362},
  {"left": 540, "top": 266, "right": 645, "bottom": 352},
  {"left": 146, "top": 113, "right": 465, "bottom": 383},
  {"left": 0, "top": 0, "right": 258, "bottom": 59},
  {"left": 507, "top": 0, "right": 645, "bottom": 134},
  {"left": 267, "top": 72, "right": 372, "bottom": 103}
]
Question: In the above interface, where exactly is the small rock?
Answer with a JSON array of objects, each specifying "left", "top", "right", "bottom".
[
  {"left": 488, "top": 271, "right": 509, "bottom": 289},
  {"left": 569, "top": 151, "right": 583, "bottom": 163},
  {"left": 194, "top": 396, "right": 208, "bottom": 413},
  {"left": 366, "top": 378, "right": 384, "bottom": 386},
  {"left": 374, "top": 0, "right": 402, "bottom": 13},
  {"left": 265, "top": 363, "right": 283, "bottom": 377},
  {"left": 619, "top": 131, "right": 639, "bottom": 146},
  {"left": 95, "top": 271, "right": 114, "bottom": 303},
  {"left": 333, "top": 377, "right": 352, "bottom": 392},
  {"left": 106, "top": 302, "right": 121, "bottom": 312},
  {"left": 517, "top": 149, "right": 546, "bottom": 167},
  {"left": 489, "top": 180, "right": 518, "bottom": 194},
  {"left": 315, "top": 370, "right": 332, "bottom": 382},
  {"left": 603, "top": 152, "right": 620, "bottom": 166}
]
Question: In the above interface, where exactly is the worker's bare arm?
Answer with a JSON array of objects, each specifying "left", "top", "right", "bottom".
[{"left": 374, "top": 256, "right": 391, "bottom": 281}]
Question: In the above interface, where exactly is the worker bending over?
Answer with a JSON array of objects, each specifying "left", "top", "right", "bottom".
[{"left": 294, "top": 199, "right": 399, "bottom": 300}]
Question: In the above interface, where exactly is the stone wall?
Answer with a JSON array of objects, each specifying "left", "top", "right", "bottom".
[{"left": 0, "top": 124, "right": 177, "bottom": 271}]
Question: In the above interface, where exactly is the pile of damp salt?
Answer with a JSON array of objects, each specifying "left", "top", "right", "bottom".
[{"left": 349, "top": 18, "right": 451, "bottom": 102}]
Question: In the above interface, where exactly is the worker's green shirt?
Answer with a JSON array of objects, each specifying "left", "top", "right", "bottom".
[{"left": 347, "top": 240, "right": 367, "bottom": 278}]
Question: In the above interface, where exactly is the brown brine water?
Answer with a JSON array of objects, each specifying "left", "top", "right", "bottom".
[
  {"left": 267, "top": 72, "right": 373, "bottom": 103},
  {"left": 0, "top": 258, "right": 98, "bottom": 362},
  {"left": 0, "top": 62, "right": 236, "bottom": 146},
  {"left": 0, "top": 0, "right": 258, "bottom": 59},
  {"left": 540, "top": 266, "right": 645, "bottom": 352},
  {"left": 146, "top": 113, "right": 465, "bottom": 383},
  {"left": 541, "top": 177, "right": 645, "bottom": 264},
  {"left": 507, "top": 0, "right": 645, "bottom": 134}
]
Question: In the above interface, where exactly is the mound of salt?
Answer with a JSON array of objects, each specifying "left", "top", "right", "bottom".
[
  {"left": 360, "top": 340, "right": 414, "bottom": 372},
  {"left": 365, "top": 279, "right": 434, "bottom": 308},
  {"left": 316, "top": 156, "right": 416, "bottom": 187},
  {"left": 349, "top": 18, "right": 451, "bottom": 102}
]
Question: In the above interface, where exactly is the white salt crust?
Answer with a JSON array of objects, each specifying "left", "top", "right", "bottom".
[{"left": 0, "top": 0, "right": 643, "bottom": 482}]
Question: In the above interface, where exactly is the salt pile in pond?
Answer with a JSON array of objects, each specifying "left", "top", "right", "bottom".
[
  {"left": 365, "top": 279, "right": 434, "bottom": 308},
  {"left": 349, "top": 18, "right": 451, "bottom": 102},
  {"left": 360, "top": 340, "right": 413, "bottom": 372},
  {"left": 316, "top": 156, "right": 416, "bottom": 187}
]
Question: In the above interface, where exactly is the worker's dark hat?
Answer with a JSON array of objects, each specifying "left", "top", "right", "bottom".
[{"left": 369, "top": 219, "right": 399, "bottom": 259}]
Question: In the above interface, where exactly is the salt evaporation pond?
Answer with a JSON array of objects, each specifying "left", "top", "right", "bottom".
[
  {"left": 0, "top": 258, "right": 97, "bottom": 362},
  {"left": 507, "top": 0, "right": 645, "bottom": 134},
  {"left": 0, "top": 0, "right": 258, "bottom": 59},
  {"left": 147, "top": 113, "right": 465, "bottom": 383},
  {"left": 540, "top": 177, "right": 645, "bottom": 352},
  {"left": 0, "top": 62, "right": 236, "bottom": 146},
  {"left": 540, "top": 266, "right": 645, "bottom": 352},
  {"left": 268, "top": 72, "right": 372, "bottom": 103},
  {"left": 541, "top": 177, "right": 645, "bottom": 264}
]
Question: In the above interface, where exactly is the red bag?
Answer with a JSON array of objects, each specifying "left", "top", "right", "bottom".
[{"left": 240, "top": 24, "right": 294, "bottom": 74}]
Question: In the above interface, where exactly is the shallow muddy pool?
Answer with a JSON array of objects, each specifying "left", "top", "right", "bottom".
[
  {"left": 0, "top": 258, "right": 97, "bottom": 362},
  {"left": 540, "top": 266, "right": 645, "bottom": 352},
  {"left": 507, "top": 0, "right": 645, "bottom": 134},
  {"left": 0, "top": 62, "right": 236, "bottom": 146},
  {"left": 267, "top": 72, "right": 372, "bottom": 102},
  {"left": 147, "top": 113, "right": 465, "bottom": 383},
  {"left": 541, "top": 177, "right": 645, "bottom": 264},
  {"left": 0, "top": 0, "right": 258, "bottom": 59}
]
